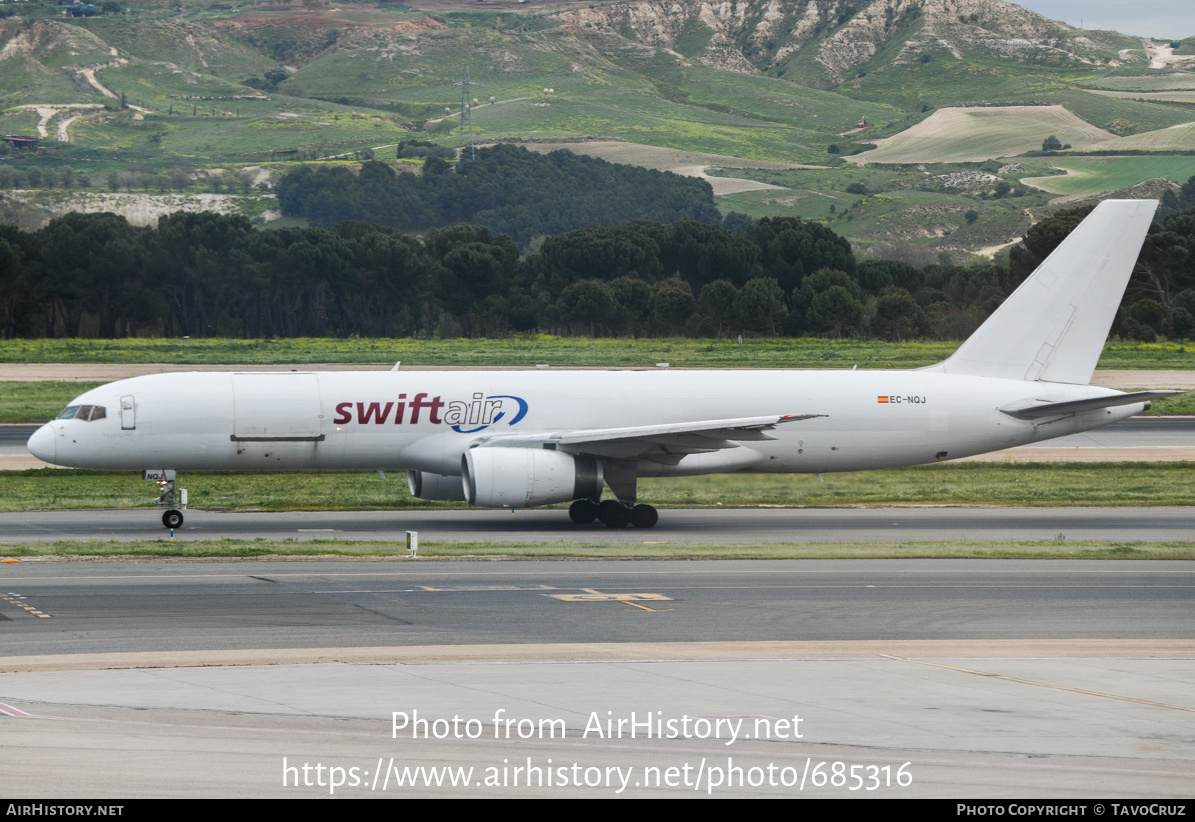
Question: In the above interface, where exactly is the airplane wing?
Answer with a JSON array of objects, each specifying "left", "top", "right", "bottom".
[
  {"left": 472, "top": 413, "right": 826, "bottom": 461},
  {"left": 1000, "top": 391, "right": 1183, "bottom": 420}
]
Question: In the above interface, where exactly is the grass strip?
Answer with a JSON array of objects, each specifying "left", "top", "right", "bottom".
[
  {"left": 1, "top": 337, "right": 1192, "bottom": 370},
  {"left": 1, "top": 539, "right": 1190, "bottom": 560},
  {"left": 3, "top": 463, "right": 1195, "bottom": 511},
  {"left": 0, "top": 381, "right": 105, "bottom": 422}
]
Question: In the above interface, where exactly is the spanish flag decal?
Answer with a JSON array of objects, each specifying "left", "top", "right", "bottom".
[{"left": 877, "top": 396, "right": 889, "bottom": 403}]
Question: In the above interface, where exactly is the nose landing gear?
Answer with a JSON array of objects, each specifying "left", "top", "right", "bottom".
[{"left": 144, "top": 469, "right": 187, "bottom": 530}]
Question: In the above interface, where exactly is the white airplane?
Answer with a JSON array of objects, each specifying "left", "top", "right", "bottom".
[{"left": 27, "top": 199, "right": 1179, "bottom": 530}]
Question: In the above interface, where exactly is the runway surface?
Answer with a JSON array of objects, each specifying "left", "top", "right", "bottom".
[{"left": 1, "top": 505, "right": 1192, "bottom": 544}]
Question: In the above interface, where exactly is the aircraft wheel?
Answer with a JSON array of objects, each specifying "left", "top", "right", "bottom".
[
  {"left": 162, "top": 509, "right": 184, "bottom": 529},
  {"left": 597, "top": 500, "right": 630, "bottom": 528},
  {"left": 630, "top": 504, "right": 658, "bottom": 529},
  {"left": 569, "top": 498, "right": 599, "bottom": 524}
]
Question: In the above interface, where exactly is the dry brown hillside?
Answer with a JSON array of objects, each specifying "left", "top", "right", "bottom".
[{"left": 555, "top": 0, "right": 1126, "bottom": 81}]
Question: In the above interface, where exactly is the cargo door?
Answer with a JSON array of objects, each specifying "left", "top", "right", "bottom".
[{"left": 231, "top": 373, "right": 323, "bottom": 442}]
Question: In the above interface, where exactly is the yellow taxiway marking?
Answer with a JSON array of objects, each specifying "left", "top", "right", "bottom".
[
  {"left": 417, "top": 585, "right": 559, "bottom": 592},
  {"left": 550, "top": 588, "right": 674, "bottom": 611},
  {"left": 883, "top": 655, "right": 1195, "bottom": 712},
  {"left": 622, "top": 601, "right": 673, "bottom": 612},
  {"left": 0, "top": 592, "right": 50, "bottom": 618}
]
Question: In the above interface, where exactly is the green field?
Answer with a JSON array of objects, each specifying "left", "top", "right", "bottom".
[
  {"left": 1023, "top": 88, "right": 1195, "bottom": 136},
  {"left": 0, "top": 335, "right": 962, "bottom": 367},
  {"left": 66, "top": 99, "right": 409, "bottom": 163},
  {"left": 0, "top": 381, "right": 104, "bottom": 422},
  {"left": 101, "top": 62, "right": 263, "bottom": 106},
  {"left": 3, "top": 337, "right": 1194, "bottom": 370},
  {"left": 75, "top": 17, "right": 274, "bottom": 77},
  {"left": 1080, "top": 122, "right": 1195, "bottom": 153},
  {"left": 1020, "top": 155, "right": 1195, "bottom": 197},
  {"left": 828, "top": 189, "right": 1033, "bottom": 252},
  {"left": 1083, "top": 75, "right": 1195, "bottom": 92},
  {"left": 838, "top": 28, "right": 1142, "bottom": 112},
  {"left": 712, "top": 164, "right": 910, "bottom": 224},
  {"left": 1, "top": 537, "right": 1188, "bottom": 560},
  {"left": 455, "top": 96, "right": 826, "bottom": 164},
  {"left": 708, "top": 161, "right": 1056, "bottom": 251},
  {"left": 262, "top": 22, "right": 909, "bottom": 164},
  {"left": 717, "top": 186, "right": 860, "bottom": 225},
  {"left": 4, "top": 462, "right": 1195, "bottom": 512},
  {"left": 1082, "top": 89, "right": 1195, "bottom": 105}
]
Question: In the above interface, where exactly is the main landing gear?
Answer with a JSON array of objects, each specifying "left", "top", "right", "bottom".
[
  {"left": 567, "top": 460, "right": 657, "bottom": 528},
  {"left": 569, "top": 498, "right": 658, "bottom": 529}
]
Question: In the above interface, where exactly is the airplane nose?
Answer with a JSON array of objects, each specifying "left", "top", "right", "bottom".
[{"left": 27, "top": 424, "right": 56, "bottom": 463}]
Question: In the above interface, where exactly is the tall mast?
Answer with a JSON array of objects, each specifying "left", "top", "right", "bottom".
[{"left": 454, "top": 66, "right": 476, "bottom": 162}]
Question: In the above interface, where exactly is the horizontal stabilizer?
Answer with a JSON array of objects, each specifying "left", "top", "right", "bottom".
[{"left": 1000, "top": 391, "right": 1182, "bottom": 419}]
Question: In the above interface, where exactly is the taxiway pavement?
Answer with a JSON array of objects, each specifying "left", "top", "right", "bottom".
[
  {"left": 0, "top": 559, "right": 1192, "bottom": 797},
  {"left": 0, "top": 559, "right": 1191, "bottom": 657}
]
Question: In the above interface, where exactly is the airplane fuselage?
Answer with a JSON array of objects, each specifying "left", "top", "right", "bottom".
[{"left": 29, "top": 369, "right": 1142, "bottom": 478}]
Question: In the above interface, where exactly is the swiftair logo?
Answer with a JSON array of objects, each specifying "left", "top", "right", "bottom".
[{"left": 332, "top": 393, "right": 528, "bottom": 434}]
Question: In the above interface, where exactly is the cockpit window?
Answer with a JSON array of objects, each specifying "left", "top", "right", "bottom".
[{"left": 56, "top": 405, "right": 106, "bottom": 422}]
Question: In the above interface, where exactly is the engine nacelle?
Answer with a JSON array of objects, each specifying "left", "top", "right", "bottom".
[
  {"left": 462, "top": 447, "right": 603, "bottom": 508},
  {"left": 407, "top": 470, "right": 466, "bottom": 501}
]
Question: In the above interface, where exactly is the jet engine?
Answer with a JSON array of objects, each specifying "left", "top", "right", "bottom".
[
  {"left": 462, "top": 447, "right": 603, "bottom": 508},
  {"left": 407, "top": 470, "right": 467, "bottom": 501}
]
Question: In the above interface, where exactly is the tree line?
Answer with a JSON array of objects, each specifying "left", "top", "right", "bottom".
[
  {"left": 3, "top": 203, "right": 1194, "bottom": 342},
  {"left": 275, "top": 144, "right": 724, "bottom": 247}
]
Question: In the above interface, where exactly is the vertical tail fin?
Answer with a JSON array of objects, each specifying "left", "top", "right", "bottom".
[{"left": 929, "top": 199, "right": 1157, "bottom": 385}]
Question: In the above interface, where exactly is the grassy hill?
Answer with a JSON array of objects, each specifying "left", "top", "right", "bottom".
[
  {"left": 1, "top": 0, "right": 1194, "bottom": 254},
  {"left": 849, "top": 105, "right": 1115, "bottom": 164}
]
